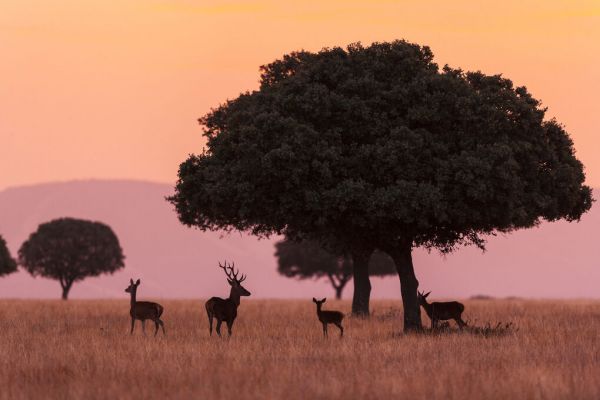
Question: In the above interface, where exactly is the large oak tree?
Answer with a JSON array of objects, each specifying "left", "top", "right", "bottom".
[
  {"left": 170, "top": 40, "right": 592, "bottom": 329},
  {"left": 19, "top": 218, "right": 125, "bottom": 299}
]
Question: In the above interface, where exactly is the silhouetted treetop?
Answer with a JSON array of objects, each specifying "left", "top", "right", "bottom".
[
  {"left": 0, "top": 235, "right": 17, "bottom": 277},
  {"left": 172, "top": 40, "right": 591, "bottom": 252},
  {"left": 276, "top": 240, "right": 394, "bottom": 278},
  {"left": 275, "top": 239, "right": 395, "bottom": 299},
  {"left": 18, "top": 217, "right": 125, "bottom": 299}
]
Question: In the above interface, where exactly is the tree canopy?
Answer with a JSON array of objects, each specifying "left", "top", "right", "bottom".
[
  {"left": 18, "top": 217, "right": 125, "bottom": 299},
  {"left": 275, "top": 239, "right": 395, "bottom": 299},
  {"left": 0, "top": 235, "right": 17, "bottom": 277},
  {"left": 170, "top": 40, "right": 592, "bottom": 327}
]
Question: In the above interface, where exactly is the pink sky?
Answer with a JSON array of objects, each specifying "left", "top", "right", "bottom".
[
  {"left": 1, "top": 181, "right": 599, "bottom": 299},
  {"left": 1, "top": 0, "right": 599, "bottom": 190}
]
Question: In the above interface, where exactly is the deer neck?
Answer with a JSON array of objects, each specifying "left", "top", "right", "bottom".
[
  {"left": 422, "top": 301, "right": 433, "bottom": 316},
  {"left": 229, "top": 287, "right": 241, "bottom": 307},
  {"left": 130, "top": 289, "right": 137, "bottom": 308},
  {"left": 316, "top": 304, "right": 323, "bottom": 317}
]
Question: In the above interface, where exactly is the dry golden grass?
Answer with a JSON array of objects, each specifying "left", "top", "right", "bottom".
[{"left": 0, "top": 298, "right": 599, "bottom": 399}]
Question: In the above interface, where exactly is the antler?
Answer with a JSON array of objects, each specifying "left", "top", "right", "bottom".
[
  {"left": 218, "top": 261, "right": 233, "bottom": 280},
  {"left": 218, "top": 261, "right": 245, "bottom": 282}
]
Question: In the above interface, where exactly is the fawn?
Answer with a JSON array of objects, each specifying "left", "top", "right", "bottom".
[
  {"left": 313, "top": 298, "right": 344, "bottom": 338},
  {"left": 418, "top": 291, "right": 466, "bottom": 330},
  {"left": 125, "top": 279, "right": 165, "bottom": 336},
  {"left": 205, "top": 261, "right": 251, "bottom": 337}
]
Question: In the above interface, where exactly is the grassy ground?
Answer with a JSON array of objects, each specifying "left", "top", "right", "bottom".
[{"left": 0, "top": 299, "right": 599, "bottom": 399}]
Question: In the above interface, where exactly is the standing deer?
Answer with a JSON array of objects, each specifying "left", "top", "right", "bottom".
[
  {"left": 418, "top": 291, "right": 466, "bottom": 330},
  {"left": 125, "top": 278, "right": 165, "bottom": 336},
  {"left": 312, "top": 298, "right": 344, "bottom": 338},
  {"left": 205, "top": 261, "right": 251, "bottom": 337}
]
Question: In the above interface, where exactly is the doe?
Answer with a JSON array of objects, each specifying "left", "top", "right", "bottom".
[
  {"left": 312, "top": 297, "right": 344, "bottom": 338},
  {"left": 418, "top": 291, "right": 466, "bottom": 330},
  {"left": 125, "top": 279, "right": 165, "bottom": 336}
]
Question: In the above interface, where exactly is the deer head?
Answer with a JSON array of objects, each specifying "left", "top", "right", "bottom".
[
  {"left": 312, "top": 297, "right": 326, "bottom": 306},
  {"left": 125, "top": 278, "right": 140, "bottom": 293},
  {"left": 417, "top": 291, "right": 431, "bottom": 306},
  {"left": 219, "top": 261, "right": 251, "bottom": 296}
]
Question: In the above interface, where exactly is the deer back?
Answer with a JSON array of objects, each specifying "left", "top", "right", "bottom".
[
  {"left": 430, "top": 301, "right": 464, "bottom": 320},
  {"left": 131, "top": 301, "right": 163, "bottom": 320},
  {"left": 205, "top": 297, "right": 238, "bottom": 321},
  {"left": 319, "top": 310, "right": 344, "bottom": 324}
]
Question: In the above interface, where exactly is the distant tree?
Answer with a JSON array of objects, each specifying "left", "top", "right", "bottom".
[
  {"left": 0, "top": 235, "right": 17, "bottom": 277},
  {"left": 275, "top": 239, "right": 395, "bottom": 299},
  {"left": 18, "top": 218, "right": 125, "bottom": 300},
  {"left": 169, "top": 40, "right": 592, "bottom": 329}
]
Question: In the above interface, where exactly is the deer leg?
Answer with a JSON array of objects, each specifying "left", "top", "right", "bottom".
[
  {"left": 216, "top": 320, "right": 223, "bottom": 337},
  {"left": 159, "top": 319, "right": 166, "bottom": 335},
  {"left": 226, "top": 320, "right": 234, "bottom": 337},
  {"left": 142, "top": 320, "right": 147, "bottom": 336},
  {"left": 334, "top": 322, "right": 344, "bottom": 337},
  {"left": 453, "top": 318, "right": 461, "bottom": 330},
  {"left": 322, "top": 323, "right": 328, "bottom": 338},
  {"left": 154, "top": 320, "right": 160, "bottom": 336},
  {"left": 130, "top": 318, "right": 135, "bottom": 335},
  {"left": 207, "top": 312, "right": 213, "bottom": 336}
]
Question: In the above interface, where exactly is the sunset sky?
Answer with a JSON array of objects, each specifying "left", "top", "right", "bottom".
[{"left": 1, "top": 0, "right": 599, "bottom": 191}]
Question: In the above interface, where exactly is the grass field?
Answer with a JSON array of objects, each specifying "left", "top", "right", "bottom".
[{"left": 0, "top": 299, "right": 599, "bottom": 399}]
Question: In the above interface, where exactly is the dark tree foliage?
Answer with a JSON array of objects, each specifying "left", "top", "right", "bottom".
[
  {"left": 0, "top": 235, "right": 17, "bottom": 277},
  {"left": 170, "top": 40, "right": 592, "bottom": 329},
  {"left": 275, "top": 239, "right": 395, "bottom": 299},
  {"left": 18, "top": 218, "right": 125, "bottom": 300}
]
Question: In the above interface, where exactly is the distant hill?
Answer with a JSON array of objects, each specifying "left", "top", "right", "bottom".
[{"left": 0, "top": 180, "right": 598, "bottom": 299}]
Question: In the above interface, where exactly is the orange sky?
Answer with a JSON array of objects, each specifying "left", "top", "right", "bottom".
[{"left": 1, "top": 0, "right": 599, "bottom": 191}]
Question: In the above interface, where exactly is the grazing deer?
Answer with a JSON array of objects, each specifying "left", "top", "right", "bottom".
[
  {"left": 125, "top": 279, "right": 165, "bottom": 336},
  {"left": 312, "top": 298, "right": 344, "bottom": 338},
  {"left": 418, "top": 291, "right": 466, "bottom": 330},
  {"left": 205, "top": 261, "right": 251, "bottom": 337}
]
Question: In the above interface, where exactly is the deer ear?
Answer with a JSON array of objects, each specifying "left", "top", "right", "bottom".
[
  {"left": 424, "top": 291, "right": 431, "bottom": 298},
  {"left": 136, "top": 279, "right": 141, "bottom": 285},
  {"left": 227, "top": 278, "right": 234, "bottom": 285},
  {"left": 130, "top": 279, "right": 134, "bottom": 285},
  {"left": 322, "top": 298, "right": 327, "bottom": 303},
  {"left": 312, "top": 297, "right": 317, "bottom": 303}
]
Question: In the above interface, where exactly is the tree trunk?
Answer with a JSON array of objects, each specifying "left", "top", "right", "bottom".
[
  {"left": 387, "top": 242, "right": 422, "bottom": 332},
  {"left": 351, "top": 250, "right": 372, "bottom": 317},
  {"left": 334, "top": 285, "right": 343, "bottom": 300},
  {"left": 327, "top": 273, "right": 344, "bottom": 300},
  {"left": 335, "top": 275, "right": 352, "bottom": 300},
  {"left": 61, "top": 281, "right": 73, "bottom": 300}
]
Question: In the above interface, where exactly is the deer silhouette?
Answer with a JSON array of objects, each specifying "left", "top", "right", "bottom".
[
  {"left": 313, "top": 297, "right": 344, "bottom": 338},
  {"left": 418, "top": 291, "right": 466, "bottom": 330},
  {"left": 125, "top": 278, "right": 165, "bottom": 336},
  {"left": 205, "top": 261, "right": 251, "bottom": 337}
]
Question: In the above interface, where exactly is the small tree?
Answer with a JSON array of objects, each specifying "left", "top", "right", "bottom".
[
  {"left": 18, "top": 218, "right": 125, "bottom": 299},
  {"left": 275, "top": 239, "right": 395, "bottom": 299},
  {"left": 0, "top": 235, "right": 17, "bottom": 277}
]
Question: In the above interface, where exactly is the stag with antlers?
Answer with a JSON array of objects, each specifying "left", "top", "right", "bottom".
[
  {"left": 418, "top": 290, "right": 467, "bottom": 330},
  {"left": 205, "top": 261, "right": 251, "bottom": 337}
]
